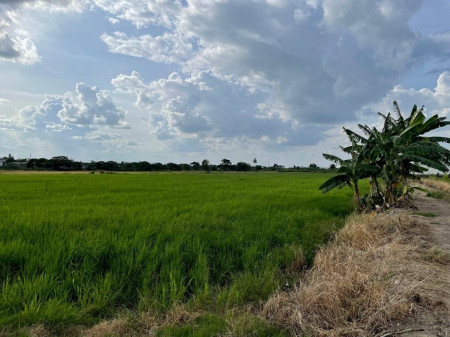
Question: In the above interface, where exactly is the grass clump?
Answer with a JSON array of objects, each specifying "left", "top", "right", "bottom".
[
  {"left": 426, "top": 190, "right": 445, "bottom": 199},
  {"left": 422, "top": 247, "right": 450, "bottom": 265}
]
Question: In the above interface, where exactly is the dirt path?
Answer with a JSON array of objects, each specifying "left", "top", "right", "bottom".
[
  {"left": 390, "top": 187, "right": 450, "bottom": 337},
  {"left": 412, "top": 188, "right": 450, "bottom": 254}
]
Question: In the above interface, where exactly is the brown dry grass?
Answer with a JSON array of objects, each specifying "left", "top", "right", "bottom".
[
  {"left": 263, "top": 212, "right": 441, "bottom": 337},
  {"left": 421, "top": 179, "right": 450, "bottom": 193}
]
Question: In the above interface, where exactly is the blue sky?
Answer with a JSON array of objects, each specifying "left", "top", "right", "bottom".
[{"left": 0, "top": 0, "right": 449, "bottom": 166}]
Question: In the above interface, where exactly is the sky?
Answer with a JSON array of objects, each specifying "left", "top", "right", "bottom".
[{"left": 0, "top": 0, "right": 449, "bottom": 167}]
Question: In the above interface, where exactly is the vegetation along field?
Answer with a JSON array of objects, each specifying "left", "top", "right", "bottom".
[{"left": 0, "top": 172, "right": 356, "bottom": 333}]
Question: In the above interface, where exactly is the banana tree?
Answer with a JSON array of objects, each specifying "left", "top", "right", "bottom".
[
  {"left": 319, "top": 132, "right": 377, "bottom": 210},
  {"left": 320, "top": 101, "right": 450, "bottom": 210}
]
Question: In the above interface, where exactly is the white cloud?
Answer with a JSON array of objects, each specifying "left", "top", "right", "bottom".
[
  {"left": 360, "top": 71, "right": 450, "bottom": 119},
  {"left": 101, "top": 31, "right": 193, "bottom": 64},
  {"left": 0, "top": 0, "right": 90, "bottom": 64},
  {"left": 57, "top": 83, "right": 128, "bottom": 127},
  {"left": 16, "top": 83, "right": 127, "bottom": 129},
  {"left": 0, "top": 82, "right": 131, "bottom": 158},
  {"left": 93, "top": 0, "right": 180, "bottom": 28}
]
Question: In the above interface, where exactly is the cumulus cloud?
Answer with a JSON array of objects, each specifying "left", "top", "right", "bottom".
[
  {"left": 56, "top": 83, "right": 128, "bottom": 127},
  {"left": 3, "top": 83, "right": 128, "bottom": 133},
  {"left": 0, "top": 82, "right": 129, "bottom": 157},
  {"left": 17, "top": 83, "right": 128, "bottom": 128},
  {"left": 112, "top": 70, "right": 325, "bottom": 146}
]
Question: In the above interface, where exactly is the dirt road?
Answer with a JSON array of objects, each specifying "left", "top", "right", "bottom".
[{"left": 390, "top": 188, "right": 449, "bottom": 337}]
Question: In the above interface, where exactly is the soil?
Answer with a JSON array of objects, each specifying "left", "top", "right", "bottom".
[{"left": 383, "top": 187, "right": 450, "bottom": 337}]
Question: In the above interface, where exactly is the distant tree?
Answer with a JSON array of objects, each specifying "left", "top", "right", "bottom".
[
  {"left": 166, "top": 162, "right": 181, "bottom": 171},
  {"left": 221, "top": 159, "right": 231, "bottom": 165},
  {"left": 201, "top": 159, "right": 210, "bottom": 172},
  {"left": 190, "top": 162, "right": 200, "bottom": 170},
  {"left": 150, "top": 162, "right": 166, "bottom": 170},
  {"left": 49, "top": 156, "right": 82, "bottom": 171},
  {"left": 136, "top": 161, "right": 151, "bottom": 171},
  {"left": 236, "top": 162, "right": 251, "bottom": 171},
  {"left": 179, "top": 163, "right": 191, "bottom": 171},
  {"left": 309, "top": 163, "right": 318, "bottom": 169},
  {"left": 253, "top": 158, "right": 257, "bottom": 165},
  {"left": 329, "top": 163, "right": 336, "bottom": 170},
  {"left": 220, "top": 158, "right": 232, "bottom": 170}
]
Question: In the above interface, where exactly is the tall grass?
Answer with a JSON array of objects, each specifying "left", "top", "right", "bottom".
[{"left": 0, "top": 172, "right": 354, "bottom": 328}]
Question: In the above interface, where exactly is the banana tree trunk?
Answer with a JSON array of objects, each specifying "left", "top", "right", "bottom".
[
  {"left": 353, "top": 180, "right": 362, "bottom": 210},
  {"left": 384, "top": 181, "right": 398, "bottom": 207}
]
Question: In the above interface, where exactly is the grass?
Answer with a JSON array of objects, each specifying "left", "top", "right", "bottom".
[
  {"left": 426, "top": 190, "right": 446, "bottom": 199},
  {"left": 413, "top": 211, "right": 438, "bottom": 217},
  {"left": 0, "top": 172, "right": 355, "bottom": 333},
  {"left": 422, "top": 178, "right": 450, "bottom": 201}
]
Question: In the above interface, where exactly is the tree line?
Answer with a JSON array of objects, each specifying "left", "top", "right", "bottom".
[
  {"left": 320, "top": 101, "right": 450, "bottom": 211},
  {"left": 1, "top": 155, "right": 332, "bottom": 173}
]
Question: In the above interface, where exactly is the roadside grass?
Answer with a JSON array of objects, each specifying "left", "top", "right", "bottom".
[
  {"left": 413, "top": 211, "right": 438, "bottom": 217},
  {"left": 0, "top": 172, "right": 355, "bottom": 332},
  {"left": 422, "top": 178, "right": 450, "bottom": 201},
  {"left": 263, "top": 212, "right": 436, "bottom": 336}
]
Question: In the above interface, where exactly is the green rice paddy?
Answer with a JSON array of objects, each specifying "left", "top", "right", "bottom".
[{"left": 0, "top": 172, "right": 354, "bottom": 331}]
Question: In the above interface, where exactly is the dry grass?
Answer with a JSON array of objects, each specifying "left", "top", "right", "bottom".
[
  {"left": 80, "top": 303, "right": 199, "bottom": 337},
  {"left": 422, "top": 246, "right": 450, "bottom": 265},
  {"left": 263, "top": 212, "right": 441, "bottom": 337},
  {"left": 421, "top": 179, "right": 450, "bottom": 193}
]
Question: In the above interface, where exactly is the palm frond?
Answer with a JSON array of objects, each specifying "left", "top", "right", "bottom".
[
  {"left": 392, "top": 100, "right": 404, "bottom": 122},
  {"left": 318, "top": 175, "right": 350, "bottom": 193},
  {"left": 323, "top": 153, "right": 345, "bottom": 165},
  {"left": 343, "top": 127, "right": 367, "bottom": 144},
  {"left": 401, "top": 155, "right": 449, "bottom": 172}
]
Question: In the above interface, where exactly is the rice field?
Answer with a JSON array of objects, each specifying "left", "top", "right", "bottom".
[{"left": 0, "top": 172, "right": 354, "bottom": 332}]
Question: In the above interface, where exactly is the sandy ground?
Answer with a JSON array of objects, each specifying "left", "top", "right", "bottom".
[{"left": 387, "top": 187, "right": 449, "bottom": 337}]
